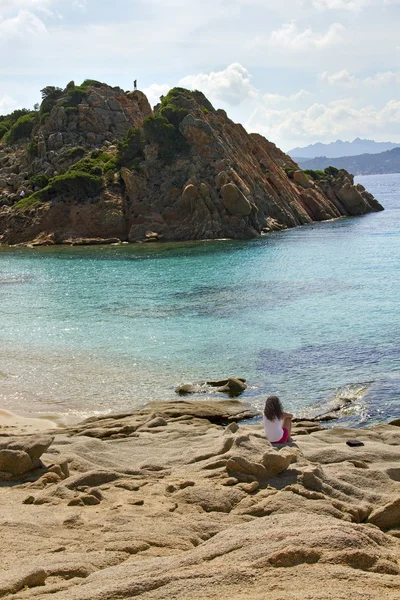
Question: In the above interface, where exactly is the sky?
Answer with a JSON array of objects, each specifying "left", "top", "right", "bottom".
[{"left": 1, "top": 0, "right": 400, "bottom": 151}]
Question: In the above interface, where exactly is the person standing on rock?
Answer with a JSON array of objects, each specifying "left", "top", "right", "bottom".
[
  {"left": 133, "top": 79, "right": 137, "bottom": 90},
  {"left": 263, "top": 396, "right": 293, "bottom": 443}
]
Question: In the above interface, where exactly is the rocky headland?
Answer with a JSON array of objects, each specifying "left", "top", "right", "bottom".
[
  {"left": 1, "top": 400, "right": 399, "bottom": 599},
  {"left": 0, "top": 82, "right": 383, "bottom": 246}
]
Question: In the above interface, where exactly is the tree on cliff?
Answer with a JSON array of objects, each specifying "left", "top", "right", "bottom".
[
  {"left": 40, "top": 86, "right": 63, "bottom": 101},
  {"left": 40, "top": 86, "right": 63, "bottom": 116}
]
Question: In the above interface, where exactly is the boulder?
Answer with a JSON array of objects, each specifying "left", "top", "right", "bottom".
[
  {"left": 368, "top": 498, "right": 400, "bottom": 530},
  {"left": 220, "top": 183, "right": 252, "bottom": 217},
  {"left": 217, "top": 377, "right": 247, "bottom": 396},
  {"left": 336, "top": 182, "right": 370, "bottom": 216},
  {"left": 293, "top": 170, "right": 311, "bottom": 189},
  {"left": 0, "top": 435, "right": 54, "bottom": 479}
]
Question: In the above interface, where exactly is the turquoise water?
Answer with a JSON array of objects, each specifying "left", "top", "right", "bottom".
[{"left": 0, "top": 173, "right": 399, "bottom": 425}]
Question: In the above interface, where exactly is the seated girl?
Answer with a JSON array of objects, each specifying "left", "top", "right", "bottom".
[{"left": 263, "top": 395, "right": 293, "bottom": 444}]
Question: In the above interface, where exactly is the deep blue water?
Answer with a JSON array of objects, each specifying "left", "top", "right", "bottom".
[{"left": 0, "top": 173, "right": 399, "bottom": 425}]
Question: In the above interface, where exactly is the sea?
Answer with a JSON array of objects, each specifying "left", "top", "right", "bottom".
[{"left": 0, "top": 173, "right": 399, "bottom": 427}]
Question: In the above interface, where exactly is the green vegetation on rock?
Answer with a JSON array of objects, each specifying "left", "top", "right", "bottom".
[
  {"left": 14, "top": 195, "right": 43, "bottom": 210},
  {"left": 29, "top": 174, "right": 49, "bottom": 189},
  {"left": 283, "top": 164, "right": 297, "bottom": 179},
  {"left": 0, "top": 122, "right": 9, "bottom": 140},
  {"left": 303, "top": 169, "right": 326, "bottom": 181},
  {"left": 143, "top": 115, "right": 179, "bottom": 164},
  {"left": 324, "top": 166, "right": 339, "bottom": 177},
  {"left": 0, "top": 108, "right": 31, "bottom": 140},
  {"left": 17, "top": 150, "right": 110, "bottom": 210},
  {"left": 117, "top": 128, "right": 145, "bottom": 169},
  {"left": 2, "top": 112, "right": 38, "bottom": 144},
  {"left": 39, "top": 86, "right": 63, "bottom": 116},
  {"left": 62, "top": 146, "right": 86, "bottom": 161},
  {"left": 49, "top": 171, "right": 103, "bottom": 198}
]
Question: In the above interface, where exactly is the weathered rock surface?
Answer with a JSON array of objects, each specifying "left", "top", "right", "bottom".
[
  {"left": 0, "top": 434, "right": 54, "bottom": 479},
  {"left": 0, "top": 86, "right": 383, "bottom": 245},
  {"left": 0, "top": 401, "right": 399, "bottom": 599}
]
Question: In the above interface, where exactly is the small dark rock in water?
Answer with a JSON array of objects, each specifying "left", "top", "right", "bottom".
[
  {"left": 216, "top": 377, "right": 247, "bottom": 396},
  {"left": 175, "top": 377, "right": 247, "bottom": 396},
  {"left": 207, "top": 378, "right": 246, "bottom": 387},
  {"left": 175, "top": 383, "right": 204, "bottom": 395}
]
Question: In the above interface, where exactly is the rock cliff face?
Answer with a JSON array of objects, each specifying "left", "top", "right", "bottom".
[{"left": 0, "top": 84, "right": 383, "bottom": 245}]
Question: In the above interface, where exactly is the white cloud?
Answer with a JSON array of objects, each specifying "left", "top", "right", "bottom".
[
  {"left": 266, "top": 21, "right": 345, "bottom": 51},
  {"left": 178, "top": 63, "right": 258, "bottom": 106},
  {"left": 246, "top": 97, "right": 400, "bottom": 147},
  {"left": 143, "top": 63, "right": 259, "bottom": 110},
  {"left": 311, "top": 0, "right": 400, "bottom": 10},
  {"left": 312, "top": 0, "right": 368, "bottom": 11},
  {"left": 0, "top": 94, "right": 19, "bottom": 114},
  {"left": 321, "top": 69, "right": 400, "bottom": 86},
  {"left": 0, "top": 9, "right": 47, "bottom": 39},
  {"left": 263, "top": 89, "right": 310, "bottom": 106},
  {"left": 0, "top": 0, "right": 56, "bottom": 12},
  {"left": 142, "top": 83, "right": 171, "bottom": 108}
]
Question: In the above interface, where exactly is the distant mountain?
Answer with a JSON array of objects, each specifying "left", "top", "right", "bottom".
[
  {"left": 288, "top": 138, "right": 400, "bottom": 159},
  {"left": 296, "top": 147, "right": 400, "bottom": 175}
]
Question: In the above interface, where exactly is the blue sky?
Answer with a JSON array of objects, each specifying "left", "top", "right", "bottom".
[{"left": 1, "top": 0, "right": 400, "bottom": 150}]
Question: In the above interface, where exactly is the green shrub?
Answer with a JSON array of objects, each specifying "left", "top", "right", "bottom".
[
  {"left": 143, "top": 114, "right": 189, "bottom": 164},
  {"left": 117, "top": 128, "right": 145, "bottom": 168},
  {"left": 90, "top": 149, "right": 111, "bottom": 161},
  {"left": 283, "top": 164, "right": 297, "bottom": 179},
  {"left": 3, "top": 112, "right": 37, "bottom": 144},
  {"left": 0, "top": 108, "right": 30, "bottom": 123},
  {"left": 324, "top": 166, "right": 339, "bottom": 177},
  {"left": 15, "top": 195, "right": 43, "bottom": 210},
  {"left": 40, "top": 97, "right": 57, "bottom": 116},
  {"left": 39, "top": 86, "right": 63, "bottom": 116},
  {"left": 28, "top": 141, "right": 38, "bottom": 157},
  {"left": 49, "top": 171, "right": 103, "bottom": 198},
  {"left": 40, "top": 86, "right": 63, "bottom": 101},
  {"left": 0, "top": 122, "right": 9, "bottom": 139},
  {"left": 29, "top": 174, "right": 49, "bottom": 189},
  {"left": 62, "top": 86, "right": 87, "bottom": 109},
  {"left": 81, "top": 79, "right": 104, "bottom": 89},
  {"left": 160, "top": 88, "right": 192, "bottom": 105},
  {"left": 0, "top": 108, "right": 31, "bottom": 134},
  {"left": 65, "top": 106, "right": 79, "bottom": 115},
  {"left": 303, "top": 169, "right": 326, "bottom": 181},
  {"left": 40, "top": 112, "right": 50, "bottom": 124},
  {"left": 68, "top": 152, "right": 111, "bottom": 176},
  {"left": 63, "top": 146, "right": 85, "bottom": 161},
  {"left": 159, "top": 104, "right": 189, "bottom": 129},
  {"left": 104, "top": 157, "right": 118, "bottom": 172}
]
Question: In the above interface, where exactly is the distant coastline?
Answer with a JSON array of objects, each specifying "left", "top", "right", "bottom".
[{"left": 294, "top": 147, "right": 400, "bottom": 176}]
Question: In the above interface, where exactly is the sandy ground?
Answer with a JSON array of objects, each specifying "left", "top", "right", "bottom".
[{"left": 0, "top": 409, "right": 61, "bottom": 435}]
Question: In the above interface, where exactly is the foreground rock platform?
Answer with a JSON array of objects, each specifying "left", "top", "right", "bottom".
[{"left": 0, "top": 400, "right": 399, "bottom": 599}]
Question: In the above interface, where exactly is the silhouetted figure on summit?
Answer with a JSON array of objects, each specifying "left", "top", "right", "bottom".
[{"left": 133, "top": 80, "right": 137, "bottom": 91}]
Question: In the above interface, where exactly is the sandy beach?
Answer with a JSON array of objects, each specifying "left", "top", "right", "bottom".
[{"left": 0, "top": 409, "right": 61, "bottom": 435}]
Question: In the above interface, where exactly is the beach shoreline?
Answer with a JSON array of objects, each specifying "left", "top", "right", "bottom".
[{"left": 0, "top": 408, "right": 64, "bottom": 435}]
